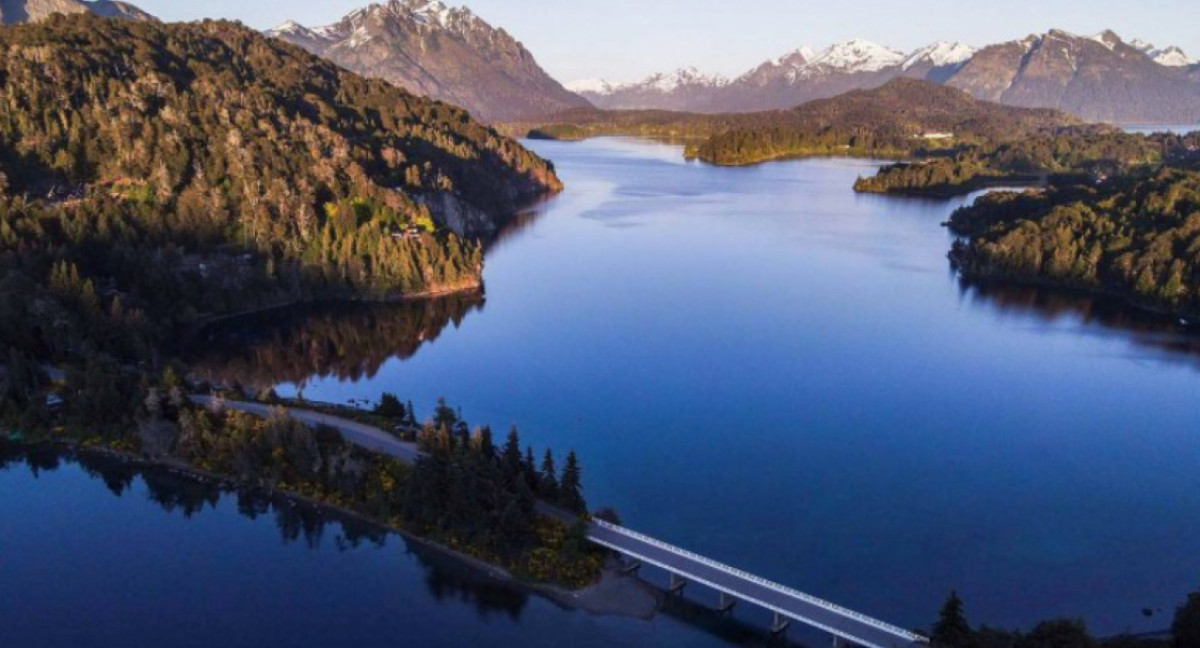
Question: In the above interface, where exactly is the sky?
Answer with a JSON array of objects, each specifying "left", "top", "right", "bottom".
[{"left": 133, "top": 0, "right": 1200, "bottom": 84}]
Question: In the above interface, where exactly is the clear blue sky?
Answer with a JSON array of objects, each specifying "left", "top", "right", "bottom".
[{"left": 133, "top": 0, "right": 1200, "bottom": 83}]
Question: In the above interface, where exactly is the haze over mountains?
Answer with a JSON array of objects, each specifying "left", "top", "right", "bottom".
[
  {"left": 573, "top": 30, "right": 1200, "bottom": 124},
  {"left": 266, "top": 0, "right": 589, "bottom": 123}
]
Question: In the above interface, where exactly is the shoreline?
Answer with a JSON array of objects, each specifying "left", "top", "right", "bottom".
[
  {"left": 10, "top": 439, "right": 660, "bottom": 620},
  {"left": 950, "top": 260, "right": 1200, "bottom": 324}
]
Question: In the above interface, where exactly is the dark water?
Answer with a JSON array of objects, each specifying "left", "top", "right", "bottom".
[{"left": 6, "top": 138, "right": 1200, "bottom": 645}]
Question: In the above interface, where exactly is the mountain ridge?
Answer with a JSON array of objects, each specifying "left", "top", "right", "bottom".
[
  {"left": 573, "top": 30, "right": 1200, "bottom": 123},
  {"left": 266, "top": 0, "right": 591, "bottom": 123}
]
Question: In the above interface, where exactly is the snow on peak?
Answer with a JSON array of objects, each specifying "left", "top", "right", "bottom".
[
  {"left": 1088, "top": 30, "right": 1122, "bottom": 51},
  {"left": 804, "top": 39, "right": 905, "bottom": 73},
  {"left": 1131, "top": 39, "right": 1196, "bottom": 67},
  {"left": 1151, "top": 46, "right": 1196, "bottom": 67},
  {"left": 569, "top": 67, "right": 728, "bottom": 96},
  {"left": 646, "top": 67, "right": 728, "bottom": 91},
  {"left": 565, "top": 78, "right": 613, "bottom": 94},
  {"left": 901, "top": 41, "right": 976, "bottom": 69},
  {"left": 271, "top": 20, "right": 306, "bottom": 34}
]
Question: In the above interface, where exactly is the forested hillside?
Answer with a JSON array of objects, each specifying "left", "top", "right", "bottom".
[
  {"left": 854, "top": 129, "right": 1172, "bottom": 196},
  {"left": 0, "top": 14, "right": 559, "bottom": 374},
  {"left": 948, "top": 165, "right": 1200, "bottom": 318},
  {"left": 686, "top": 79, "right": 1079, "bottom": 166}
]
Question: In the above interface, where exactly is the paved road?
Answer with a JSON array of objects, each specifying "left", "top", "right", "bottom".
[
  {"left": 188, "top": 396, "right": 421, "bottom": 463},
  {"left": 192, "top": 396, "right": 925, "bottom": 647}
]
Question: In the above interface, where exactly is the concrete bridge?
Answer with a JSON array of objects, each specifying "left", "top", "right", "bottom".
[
  {"left": 196, "top": 397, "right": 928, "bottom": 648},
  {"left": 588, "top": 520, "right": 927, "bottom": 648}
]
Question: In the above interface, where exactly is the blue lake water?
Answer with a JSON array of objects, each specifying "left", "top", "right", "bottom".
[{"left": 5, "top": 138, "right": 1200, "bottom": 645}]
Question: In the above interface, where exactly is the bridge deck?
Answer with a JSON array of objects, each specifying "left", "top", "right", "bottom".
[{"left": 587, "top": 521, "right": 926, "bottom": 648}]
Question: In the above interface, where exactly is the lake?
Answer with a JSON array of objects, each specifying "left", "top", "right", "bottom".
[{"left": 6, "top": 137, "right": 1200, "bottom": 646}]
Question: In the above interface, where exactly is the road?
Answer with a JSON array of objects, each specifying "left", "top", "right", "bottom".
[
  {"left": 191, "top": 396, "right": 925, "bottom": 648},
  {"left": 187, "top": 396, "right": 421, "bottom": 463}
]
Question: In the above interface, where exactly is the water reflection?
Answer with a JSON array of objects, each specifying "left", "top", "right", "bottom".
[
  {"left": 188, "top": 292, "right": 484, "bottom": 390},
  {"left": 0, "top": 443, "right": 818, "bottom": 645},
  {"left": 0, "top": 443, "right": 530, "bottom": 622},
  {"left": 957, "top": 275, "right": 1200, "bottom": 367}
]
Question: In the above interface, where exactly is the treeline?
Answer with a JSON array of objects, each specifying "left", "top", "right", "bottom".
[
  {"left": 929, "top": 588, "right": 1199, "bottom": 648},
  {"left": 0, "top": 14, "right": 559, "bottom": 376},
  {"left": 403, "top": 399, "right": 599, "bottom": 585},
  {"left": 947, "top": 166, "right": 1200, "bottom": 318},
  {"left": 856, "top": 130, "right": 1193, "bottom": 196}
]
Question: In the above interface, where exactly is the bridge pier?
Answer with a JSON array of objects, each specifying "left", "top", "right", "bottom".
[
  {"left": 717, "top": 592, "right": 737, "bottom": 614},
  {"left": 831, "top": 636, "right": 851, "bottom": 648},
  {"left": 620, "top": 559, "right": 641, "bottom": 576},
  {"left": 668, "top": 573, "right": 687, "bottom": 594},
  {"left": 770, "top": 612, "right": 791, "bottom": 636}
]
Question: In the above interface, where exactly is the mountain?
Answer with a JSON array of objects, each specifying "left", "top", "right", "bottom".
[
  {"left": 568, "top": 67, "right": 729, "bottom": 112},
  {"left": 948, "top": 30, "right": 1200, "bottom": 123},
  {"left": 574, "top": 30, "right": 1200, "bottom": 124},
  {"left": 0, "top": 0, "right": 152, "bottom": 23},
  {"left": 267, "top": 0, "right": 591, "bottom": 123}
]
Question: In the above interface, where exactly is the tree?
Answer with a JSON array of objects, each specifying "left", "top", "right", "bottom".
[
  {"left": 932, "top": 591, "right": 975, "bottom": 648},
  {"left": 539, "top": 449, "right": 559, "bottom": 500},
  {"left": 375, "top": 392, "right": 405, "bottom": 418},
  {"left": 1174, "top": 587, "right": 1200, "bottom": 648},
  {"left": 1022, "top": 619, "right": 1094, "bottom": 648},
  {"left": 558, "top": 450, "right": 586, "bottom": 515}
]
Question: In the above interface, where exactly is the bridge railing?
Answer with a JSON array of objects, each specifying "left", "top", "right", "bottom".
[{"left": 591, "top": 519, "right": 927, "bottom": 644}]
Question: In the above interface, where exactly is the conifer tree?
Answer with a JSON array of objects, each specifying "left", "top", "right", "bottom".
[
  {"left": 931, "top": 591, "right": 974, "bottom": 648},
  {"left": 558, "top": 450, "right": 586, "bottom": 515},
  {"left": 539, "top": 449, "right": 559, "bottom": 500}
]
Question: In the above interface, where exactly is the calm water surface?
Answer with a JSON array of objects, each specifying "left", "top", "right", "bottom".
[{"left": 5, "top": 138, "right": 1199, "bottom": 645}]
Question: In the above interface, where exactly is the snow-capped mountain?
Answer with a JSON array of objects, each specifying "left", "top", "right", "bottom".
[
  {"left": 1130, "top": 39, "right": 1197, "bottom": 67},
  {"left": 799, "top": 39, "right": 905, "bottom": 76},
  {"left": 267, "top": 0, "right": 590, "bottom": 122},
  {"left": 948, "top": 30, "right": 1200, "bottom": 123},
  {"left": 573, "top": 30, "right": 1200, "bottom": 122},
  {"left": 901, "top": 42, "right": 976, "bottom": 70},
  {"left": 571, "top": 67, "right": 730, "bottom": 111}
]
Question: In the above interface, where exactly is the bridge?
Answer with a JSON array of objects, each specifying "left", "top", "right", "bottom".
[
  {"left": 588, "top": 520, "right": 926, "bottom": 648},
  {"left": 195, "top": 397, "right": 928, "bottom": 648}
]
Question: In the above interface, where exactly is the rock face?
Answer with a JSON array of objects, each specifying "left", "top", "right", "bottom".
[
  {"left": 575, "top": 30, "right": 1200, "bottom": 123},
  {"left": 0, "top": 0, "right": 152, "bottom": 23},
  {"left": 267, "top": 0, "right": 591, "bottom": 123}
]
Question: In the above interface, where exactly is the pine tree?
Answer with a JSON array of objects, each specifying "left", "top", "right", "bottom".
[
  {"left": 931, "top": 591, "right": 974, "bottom": 648},
  {"left": 539, "top": 449, "right": 559, "bottom": 500},
  {"left": 501, "top": 426, "right": 523, "bottom": 478},
  {"left": 558, "top": 450, "right": 586, "bottom": 515}
]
